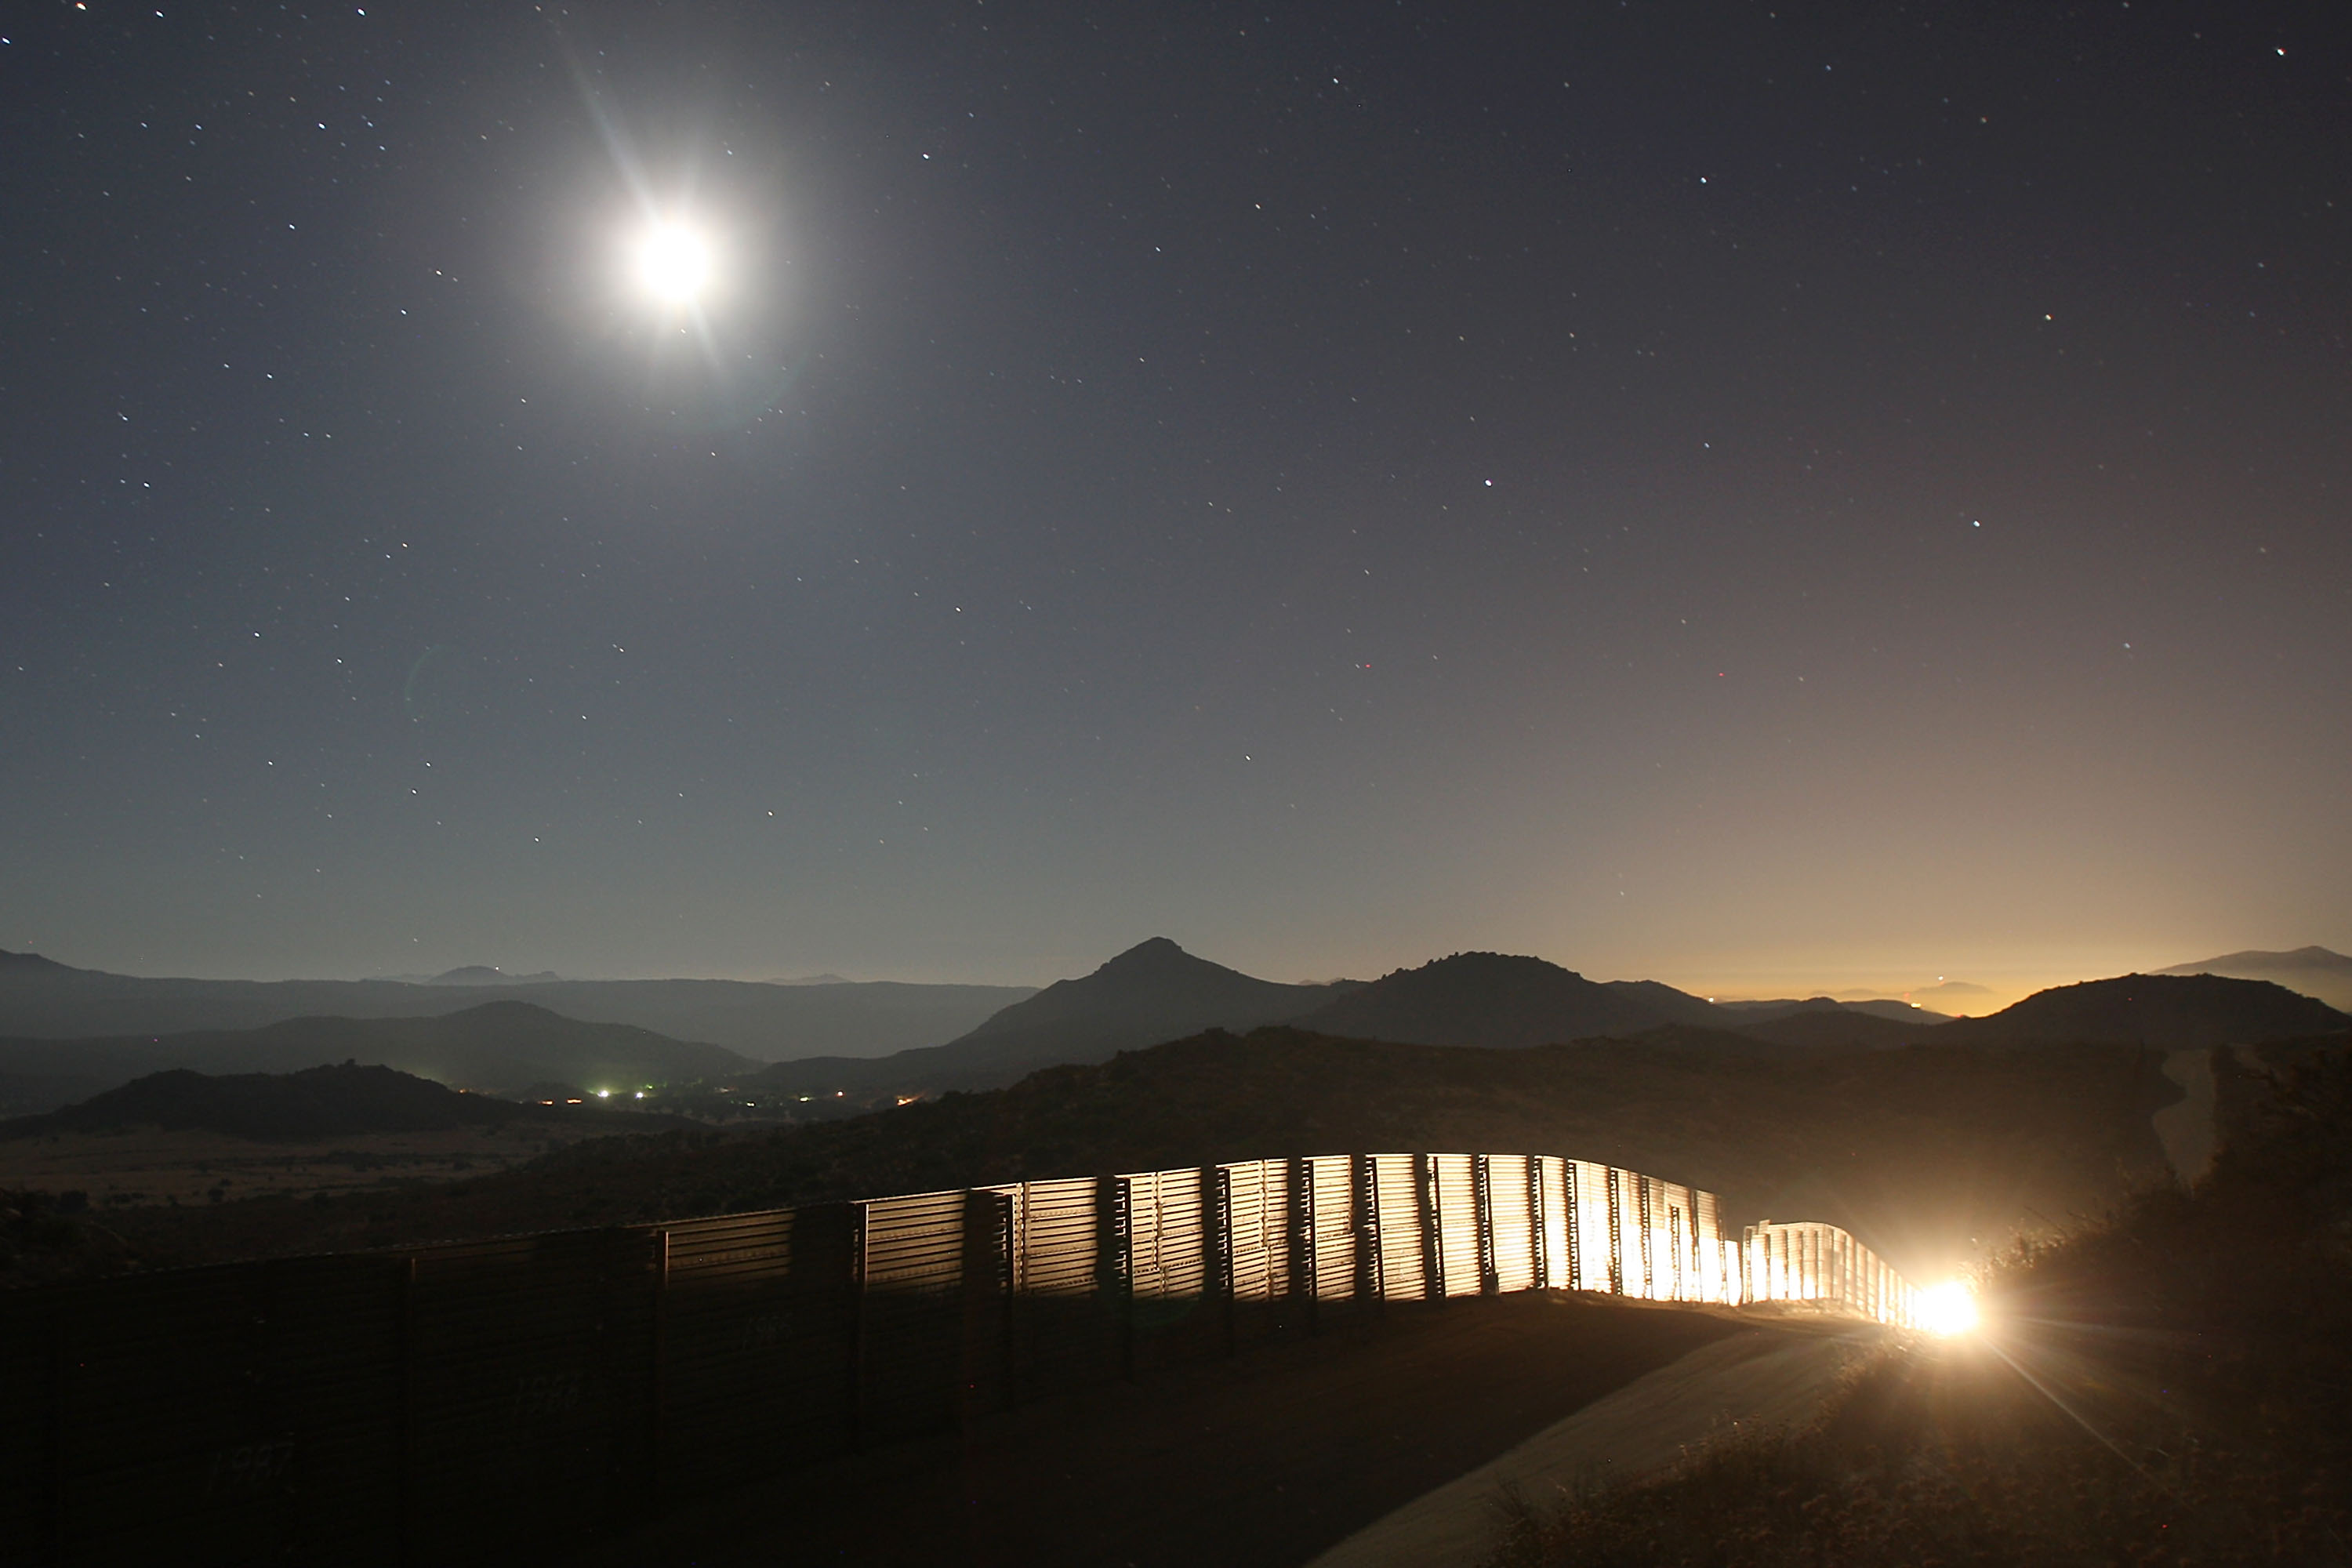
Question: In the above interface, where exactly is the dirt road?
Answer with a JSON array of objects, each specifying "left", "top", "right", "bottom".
[{"left": 1308, "top": 1317, "right": 1884, "bottom": 1567}]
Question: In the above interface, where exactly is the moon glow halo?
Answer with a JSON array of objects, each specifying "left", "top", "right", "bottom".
[{"left": 633, "top": 223, "right": 713, "bottom": 306}]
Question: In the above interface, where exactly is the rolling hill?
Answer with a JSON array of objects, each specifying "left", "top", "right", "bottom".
[
  {"left": 0, "top": 1062, "right": 671, "bottom": 1142},
  {"left": 0, "top": 1001, "right": 759, "bottom": 1113},
  {"left": 1290, "top": 953, "right": 1712, "bottom": 1046},
  {"left": 0, "top": 949, "right": 1030, "bottom": 1061},
  {"left": 1937, "top": 974, "right": 2348, "bottom": 1047},
  {"left": 2156, "top": 946, "right": 2352, "bottom": 1012}
]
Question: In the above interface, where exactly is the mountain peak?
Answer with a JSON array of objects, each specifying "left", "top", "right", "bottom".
[{"left": 1092, "top": 937, "right": 1199, "bottom": 975}]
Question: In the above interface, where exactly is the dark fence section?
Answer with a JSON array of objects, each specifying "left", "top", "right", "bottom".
[{"left": 0, "top": 1152, "right": 1911, "bottom": 1566}]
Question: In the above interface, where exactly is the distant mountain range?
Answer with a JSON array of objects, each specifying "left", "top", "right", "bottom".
[
  {"left": 0, "top": 1001, "right": 759, "bottom": 1114},
  {"left": 2158, "top": 946, "right": 2352, "bottom": 1013},
  {"left": 0, "top": 949, "right": 1030, "bottom": 1061},
  {"left": 9, "top": 941, "right": 2340, "bottom": 1127},
  {"left": 753, "top": 942, "right": 1956, "bottom": 1101}
]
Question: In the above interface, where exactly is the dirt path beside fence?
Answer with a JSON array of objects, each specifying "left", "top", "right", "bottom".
[
  {"left": 564, "top": 1290, "right": 1746, "bottom": 1568},
  {"left": 1308, "top": 1316, "right": 1885, "bottom": 1568}
]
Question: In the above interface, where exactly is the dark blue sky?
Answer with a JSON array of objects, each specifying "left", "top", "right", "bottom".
[{"left": 5, "top": 2, "right": 2347, "bottom": 998}]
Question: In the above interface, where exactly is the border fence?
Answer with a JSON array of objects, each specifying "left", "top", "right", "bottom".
[{"left": 0, "top": 1151, "right": 1915, "bottom": 1566}]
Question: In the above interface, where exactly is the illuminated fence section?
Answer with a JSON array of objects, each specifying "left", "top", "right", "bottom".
[
  {"left": 0, "top": 1152, "right": 1919, "bottom": 1566},
  {"left": 1742, "top": 1219, "right": 1918, "bottom": 1327}
]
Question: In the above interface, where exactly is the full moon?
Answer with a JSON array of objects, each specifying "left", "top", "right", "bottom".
[{"left": 634, "top": 223, "right": 713, "bottom": 305}]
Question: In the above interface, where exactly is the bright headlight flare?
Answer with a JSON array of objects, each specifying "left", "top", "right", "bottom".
[
  {"left": 1918, "top": 1279, "right": 1980, "bottom": 1337},
  {"left": 633, "top": 222, "right": 713, "bottom": 303}
]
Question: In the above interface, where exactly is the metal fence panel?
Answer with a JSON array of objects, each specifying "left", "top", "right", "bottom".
[
  {"left": 1308, "top": 1154, "right": 1358, "bottom": 1305},
  {"left": 1486, "top": 1155, "right": 1535, "bottom": 1294},
  {"left": 661, "top": 1205, "right": 857, "bottom": 1489},
  {"left": 1570, "top": 1160, "right": 1614, "bottom": 1291},
  {"left": 1004, "top": 1177, "right": 1118, "bottom": 1397},
  {"left": 1224, "top": 1160, "right": 1278, "bottom": 1302},
  {"left": 1124, "top": 1167, "right": 1214, "bottom": 1366},
  {"left": 858, "top": 1190, "right": 970, "bottom": 1442},
  {"left": 1372, "top": 1154, "right": 1427, "bottom": 1301},
  {"left": 1656, "top": 1181, "right": 1693, "bottom": 1301},
  {"left": 1433, "top": 1154, "right": 1482, "bottom": 1298},
  {"left": 403, "top": 1229, "right": 656, "bottom": 1565},
  {"left": 48, "top": 1254, "right": 403, "bottom": 1567},
  {"left": 1691, "top": 1189, "right": 1726, "bottom": 1303},
  {"left": 1537, "top": 1157, "right": 1573, "bottom": 1290}
]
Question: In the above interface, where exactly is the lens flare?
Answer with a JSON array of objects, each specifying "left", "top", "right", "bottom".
[
  {"left": 634, "top": 223, "right": 712, "bottom": 303},
  {"left": 1918, "top": 1279, "right": 1980, "bottom": 1337}
]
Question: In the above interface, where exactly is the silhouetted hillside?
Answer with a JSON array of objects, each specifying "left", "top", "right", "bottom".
[
  {"left": 2156, "top": 946, "right": 2352, "bottom": 1012},
  {"left": 1942, "top": 974, "right": 2348, "bottom": 1047},
  {"left": 0, "top": 949, "right": 1029, "bottom": 1060},
  {"left": 1292, "top": 953, "right": 1685, "bottom": 1046},
  {"left": 90, "top": 1025, "right": 2180, "bottom": 1283},
  {"left": 1, "top": 1063, "right": 548, "bottom": 1141},
  {"left": 751, "top": 938, "right": 1351, "bottom": 1098},
  {"left": 0, "top": 1002, "right": 757, "bottom": 1111}
]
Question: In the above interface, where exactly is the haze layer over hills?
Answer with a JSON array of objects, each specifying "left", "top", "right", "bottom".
[{"left": 0, "top": 949, "right": 1029, "bottom": 1060}]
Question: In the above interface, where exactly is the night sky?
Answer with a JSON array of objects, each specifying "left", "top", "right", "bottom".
[{"left": 5, "top": 2, "right": 2347, "bottom": 999}]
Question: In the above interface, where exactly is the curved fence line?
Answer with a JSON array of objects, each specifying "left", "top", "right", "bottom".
[{"left": 0, "top": 1149, "right": 1916, "bottom": 1566}]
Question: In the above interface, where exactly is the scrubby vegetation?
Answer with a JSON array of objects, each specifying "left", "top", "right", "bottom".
[{"left": 1484, "top": 1044, "right": 2352, "bottom": 1566}]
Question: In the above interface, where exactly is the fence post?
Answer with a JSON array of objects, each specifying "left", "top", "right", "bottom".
[
  {"left": 958, "top": 1190, "right": 1014, "bottom": 1417},
  {"left": 1526, "top": 1159, "right": 1549, "bottom": 1291},
  {"left": 46, "top": 1301, "right": 70, "bottom": 1568},
  {"left": 648, "top": 1229, "right": 670, "bottom": 1520},
  {"left": 1414, "top": 1155, "right": 1445, "bottom": 1302},
  {"left": 1098, "top": 1175, "right": 1134, "bottom": 1381},
  {"left": 1208, "top": 1166, "right": 1237, "bottom": 1357},
  {"left": 1473, "top": 1155, "right": 1499, "bottom": 1295},
  {"left": 1001, "top": 1189, "right": 1020, "bottom": 1406},
  {"left": 1636, "top": 1179, "right": 1656, "bottom": 1300},
  {"left": 846, "top": 1203, "right": 869, "bottom": 1450},
  {"left": 1563, "top": 1162, "right": 1581, "bottom": 1290},
  {"left": 1290, "top": 1158, "right": 1319, "bottom": 1334},
  {"left": 1604, "top": 1168, "right": 1624, "bottom": 1295},
  {"left": 394, "top": 1254, "right": 417, "bottom": 1567},
  {"left": 1352, "top": 1156, "right": 1382, "bottom": 1310}
]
